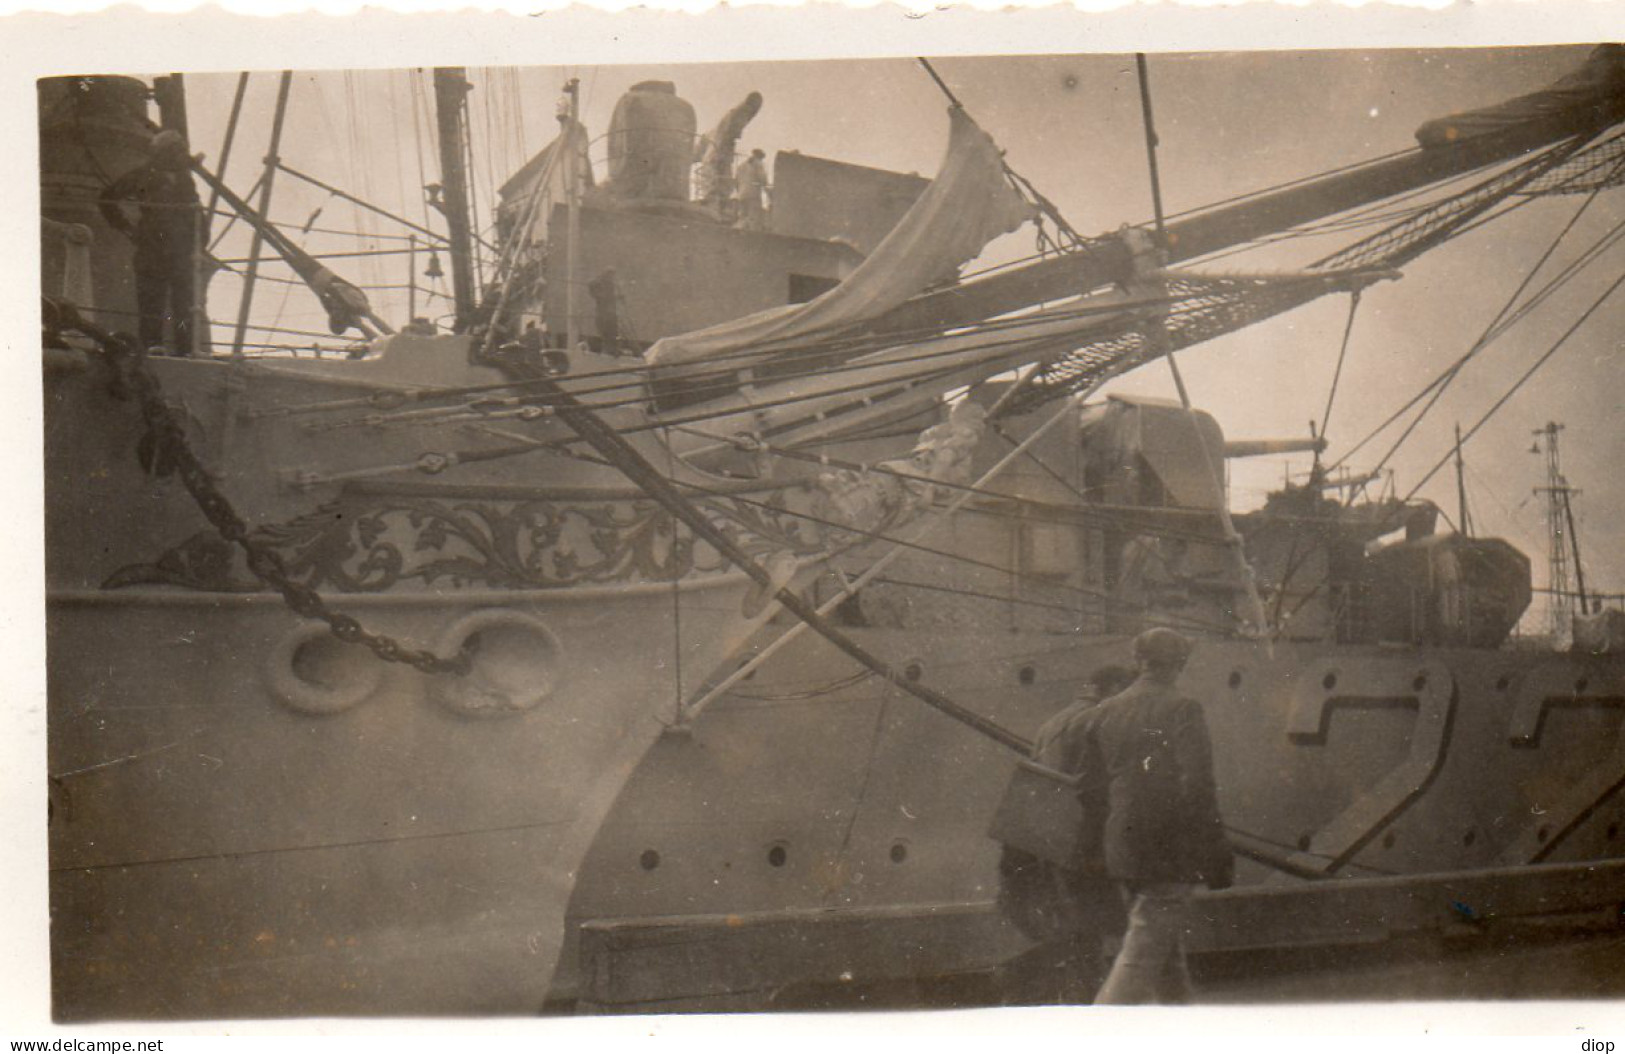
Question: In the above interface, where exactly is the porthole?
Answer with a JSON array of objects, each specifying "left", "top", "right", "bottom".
[
  {"left": 768, "top": 844, "right": 788, "bottom": 868},
  {"left": 1463, "top": 830, "right": 1477, "bottom": 848},
  {"left": 1228, "top": 671, "right": 1243, "bottom": 690},
  {"left": 432, "top": 610, "right": 563, "bottom": 717},
  {"left": 1413, "top": 673, "right": 1429, "bottom": 692},
  {"left": 890, "top": 842, "right": 909, "bottom": 865},
  {"left": 1537, "top": 826, "right": 1551, "bottom": 844},
  {"left": 1017, "top": 665, "right": 1037, "bottom": 686},
  {"left": 265, "top": 623, "right": 383, "bottom": 715},
  {"left": 903, "top": 662, "right": 923, "bottom": 683},
  {"left": 1382, "top": 831, "right": 1397, "bottom": 850},
  {"left": 1322, "top": 672, "right": 1338, "bottom": 692},
  {"left": 640, "top": 849, "right": 661, "bottom": 871},
  {"left": 1296, "top": 834, "right": 1312, "bottom": 852}
]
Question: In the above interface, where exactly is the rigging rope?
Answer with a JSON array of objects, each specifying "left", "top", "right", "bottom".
[
  {"left": 915, "top": 56, "right": 1087, "bottom": 250},
  {"left": 1335, "top": 195, "right": 1625, "bottom": 480},
  {"left": 672, "top": 426, "right": 1236, "bottom": 547},
  {"left": 1399, "top": 266, "right": 1625, "bottom": 505},
  {"left": 1006, "top": 132, "right": 1613, "bottom": 417},
  {"left": 493, "top": 353, "right": 1041, "bottom": 755},
  {"left": 1318, "top": 290, "right": 1362, "bottom": 448},
  {"left": 1276, "top": 257, "right": 1625, "bottom": 632},
  {"left": 677, "top": 485, "right": 1238, "bottom": 638}
]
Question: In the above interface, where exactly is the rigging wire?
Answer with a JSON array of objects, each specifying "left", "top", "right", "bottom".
[
  {"left": 988, "top": 421, "right": 1091, "bottom": 505},
  {"left": 1276, "top": 257, "right": 1625, "bottom": 632},
  {"left": 387, "top": 69, "right": 415, "bottom": 314},
  {"left": 1335, "top": 201, "right": 1625, "bottom": 478},
  {"left": 1398, "top": 265, "right": 1625, "bottom": 506},
  {"left": 726, "top": 669, "right": 878, "bottom": 704},
  {"left": 673, "top": 427, "right": 1235, "bottom": 546},
  {"left": 281, "top": 269, "right": 1370, "bottom": 432},
  {"left": 463, "top": 75, "right": 487, "bottom": 294},
  {"left": 688, "top": 485, "right": 1240, "bottom": 638},
  {"left": 208, "top": 171, "right": 264, "bottom": 253},
  {"left": 1317, "top": 290, "right": 1362, "bottom": 446},
  {"left": 1181, "top": 157, "right": 1543, "bottom": 271},
  {"left": 409, "top": 68, "right": 434, "bottom": 232}
]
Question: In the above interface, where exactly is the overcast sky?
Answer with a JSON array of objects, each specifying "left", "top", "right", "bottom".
[{"left": 173, "top": 47, "right": 1625, "bottom": 609}]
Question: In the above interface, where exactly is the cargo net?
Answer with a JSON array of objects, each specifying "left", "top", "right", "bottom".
[
  {"left": 1006, "top": 132, "right": 1624, "bottom": 416},
  {"left": 1007, "top": 272, "right": 1360, "bottom": 412},
  {"left": 1518, "top": 130, "right": 1625, "bottom": 196}
]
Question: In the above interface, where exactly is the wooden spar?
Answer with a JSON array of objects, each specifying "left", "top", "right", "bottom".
[
  {"left": 870, "top": 95, "right": 1625, "bottom": 338},
  {"left": 230, "top": 70, "right": 292, "bottom": 360},
  {"left": 1134, "top": 54, "right": 1167, "bottom": 239},
  {"left": 432, "top": 68, "right": 478, "bottom": 332},
  {"left": 192, "top": 160, "right": 391, "bottom": 338}
]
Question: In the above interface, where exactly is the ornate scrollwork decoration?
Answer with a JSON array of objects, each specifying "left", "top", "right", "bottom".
[{"left": 104, "top": 481, "right": 865, "bottom": 595}]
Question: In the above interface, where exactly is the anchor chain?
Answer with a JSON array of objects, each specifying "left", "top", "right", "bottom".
[{"left": 54, "top": 300, "right": 472, "bottom": 676}]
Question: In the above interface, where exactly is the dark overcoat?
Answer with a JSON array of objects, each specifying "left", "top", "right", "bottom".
[{"left": 1078, "top": 674, "right": 1233, "bottom": 889}]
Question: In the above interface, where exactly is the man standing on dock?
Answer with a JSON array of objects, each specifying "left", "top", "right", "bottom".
[
  {"left": 99, "top": 129, "right": 202, "bottom": 357},
  {"left": 1088, "top": 627, "right": 1232, "bottom": 1004}
]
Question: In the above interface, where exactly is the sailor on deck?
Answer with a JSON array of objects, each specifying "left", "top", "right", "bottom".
[
  {"left": 1087, "top": 627, "right": 1233, "bottom": 1004},
  {"left": 735, "top": 148, "right": 769, "bottom": 232},
  {"left": 98, "top": 130, "right": 202, "bottom": 357}
]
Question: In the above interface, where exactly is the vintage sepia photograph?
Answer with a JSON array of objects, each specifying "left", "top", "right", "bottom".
[{"left": 31, "top": 38, "right": 1625, "bottom": 1024}]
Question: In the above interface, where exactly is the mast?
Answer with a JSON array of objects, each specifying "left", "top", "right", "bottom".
[
  {"left": 1453, "top": 422, "right": 1473, "bottom": 537},
  {"left": 563, "top": 77, "right": 582, "bottom": 352},
  {"left": 1563, "top": 474, "right": 1590, "bottom": 614},
  {"left": 1533, "top": 421, "right": 1587, "bottom": 640},
  {"left": 407, "top": 235, "right": 418, "bottom": 322},
  {"left": 204, "top": 73, "right": 249, "bottom": 244},
  {"left": 230, "top": 70, "right": 292, "bottom": 360},
  {"left": 432, "top": 67, "right": 478, "bottom": 332}
]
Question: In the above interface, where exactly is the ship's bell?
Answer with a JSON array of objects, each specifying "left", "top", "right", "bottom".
[{"left": 425, "top": 251, "right": 444, "bottom": 280}]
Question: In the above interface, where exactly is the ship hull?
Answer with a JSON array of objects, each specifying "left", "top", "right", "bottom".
[
  {"left": 562, "top": 627, "right": 1625, "bottom": 998},
  {"left": 47, "top": 576, "right": 762, "bottom": 1020},
  {"left": 42, "top": 343, "right": 858, "bottom": 1019}
]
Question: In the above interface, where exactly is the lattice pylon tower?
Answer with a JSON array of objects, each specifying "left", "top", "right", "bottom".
[{"left": 1532, "top": 421, "right": 1576, "bottom": 643}]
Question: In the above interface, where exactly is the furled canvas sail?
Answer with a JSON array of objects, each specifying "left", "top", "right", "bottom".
[
  {"left": 1416, "top": 44, "right": 1625, "bottom": 147},
  {"left": 646, "top": 106, "right": 1035, "bottom": 367}
]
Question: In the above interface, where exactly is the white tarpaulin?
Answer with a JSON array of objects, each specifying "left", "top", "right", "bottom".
[{"left": 646, "top": 106, "right": 1035, "bottom": 367}]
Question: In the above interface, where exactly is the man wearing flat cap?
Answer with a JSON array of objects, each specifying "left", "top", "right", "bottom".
[{"left": 1083, "top": 626, "right": 1232, "bottom": 1003}]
